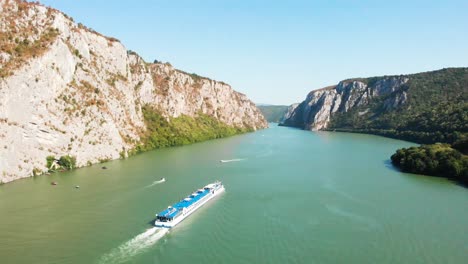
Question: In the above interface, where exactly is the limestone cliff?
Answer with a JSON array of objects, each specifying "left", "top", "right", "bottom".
[
  {"left": 280, "top": 68, "right": 468, "bottom": 144},
  {"left": 279, "top": 103, "right": 299, "bottom": 124},
  {"left": 0, "top": 0, "right": 267, "bottom": 183},
  {"left": 280, "top": 78, "right": 408, "bottom": 130}
]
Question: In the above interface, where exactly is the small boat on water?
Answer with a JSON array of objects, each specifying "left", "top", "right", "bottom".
[
  {"left": 75, "top": 185, "right": 80, "bottom": 189},
  {"left": 154, "top": 181, "right": 224, "bottom": 228},
  {"left": 51, "top": 181, "right": 58, "bottom": 186},
  {"left": 159, "top": 177, "right": 165, "bottom": 182}
]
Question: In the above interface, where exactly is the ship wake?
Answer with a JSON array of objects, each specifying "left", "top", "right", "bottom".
[
  {"left": 220, "top": 158, "right": 245, "bottom": 163},
  {"left": 145, "top": 178, "right": 166, "bottom": 188},
  {"left": 98, "top": 227, "right": 169, "bottom": 264}
]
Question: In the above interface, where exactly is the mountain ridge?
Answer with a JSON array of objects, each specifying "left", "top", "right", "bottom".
[{"left": 280, "top": 67, "right": 468, "bottom": 144}]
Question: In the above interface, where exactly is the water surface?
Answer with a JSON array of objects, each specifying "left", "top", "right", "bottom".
[{"left": 0, "top": 125, "right": 467, "bottom": 263}]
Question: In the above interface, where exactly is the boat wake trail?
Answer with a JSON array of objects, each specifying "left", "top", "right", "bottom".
[
  {"left": 145, "top": 179, "right": 166, "bottom": 188},
  {"left": 220, "top": 158, "right": 245, "bottom": 163},
  {"left": 98, "top": 227, "right": 169, "bottom": 264}
]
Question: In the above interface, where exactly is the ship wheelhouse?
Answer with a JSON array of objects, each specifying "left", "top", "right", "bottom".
[{"left": 155, "top": 215, "right": 172, "bottom": 222}]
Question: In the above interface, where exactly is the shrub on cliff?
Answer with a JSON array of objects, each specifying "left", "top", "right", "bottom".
[
  {"left": 58, "top": 155, "right": 76, "bottom": 170},
  {"left": 45, "top": 155, "right": 76, "bottom": 171},
  {"left": 46, "top": 155, "right": 56, "bottom": 169}
]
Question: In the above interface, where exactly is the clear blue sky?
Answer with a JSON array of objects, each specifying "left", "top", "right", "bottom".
[{"left": 40, "top": 0, "right": 468, "bottom": 105}]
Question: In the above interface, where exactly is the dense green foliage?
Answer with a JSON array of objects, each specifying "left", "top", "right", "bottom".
[
  {"left": 391, "top": 142, "right": 468, "bottom": 185},
  {"left": 46, "top": 155, "right": 55, "bottom": 169},
  {"left": 452, "top": 139, "right": 468, "bottom": 155},
  {"left": 133, "top": 105, "right": 252, "bottom": 154},
  {"left": 257, "top": 105, "right": 289, "bottom": 123},
  {"left": 58, "top": 155, "right": 77, "bottom": 170},
  {"left": 328, "top": 68, "right": 468, "bottom": 144},
  {"left": 45, "top": 155, "right": 76, "bottom": 171}
]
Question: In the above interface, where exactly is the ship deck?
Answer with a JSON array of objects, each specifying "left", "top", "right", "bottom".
[{"left": 157, "top": 188, "right": 210, "bottom": 219}]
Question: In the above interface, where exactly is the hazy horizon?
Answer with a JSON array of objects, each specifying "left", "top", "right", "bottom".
[{"left": 39, "top": 0, "right": 468, "bottom": 105}]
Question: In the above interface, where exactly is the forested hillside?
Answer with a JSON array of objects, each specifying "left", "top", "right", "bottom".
[
  {"left": 257, "top": 105, "right": 289, "bottom": 123},
  {"left": 328, "top": 68, "right": 468, "bottom": 144}
]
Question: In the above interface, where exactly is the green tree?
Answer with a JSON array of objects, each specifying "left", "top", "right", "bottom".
[{"left": 58, "top": 155, "right": 76, "bottom": 170}]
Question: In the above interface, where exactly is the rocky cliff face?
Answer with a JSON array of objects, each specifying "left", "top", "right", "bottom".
[
  {"left": 281, "top": 68, "right": 468, "bottom": 145},
  {"left": 280, "top": 78, "right": 409, "bottom": 130},
  {"left": 279, "top": 103, "right": 299, "bottom": 124},
  {"left": 0, "top": 0, "right": 267, "bottom": 183}
]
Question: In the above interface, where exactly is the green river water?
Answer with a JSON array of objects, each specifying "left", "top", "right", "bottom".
[{"left": 0, "top": 125, "right": 467, "bottom": 264}]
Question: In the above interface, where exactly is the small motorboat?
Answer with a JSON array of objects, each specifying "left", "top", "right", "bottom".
[
  {"left": 75, "top": 185, "right": 80, "bottom": 189},
  {"left": 51, "top": 181, "right": 58, "bottom": 186},
  {"left": 159, "top": 178, "right": 166, "bottom": 182},
  {"left": 102, "top": 166, "right": 107, "bottom": 170}
]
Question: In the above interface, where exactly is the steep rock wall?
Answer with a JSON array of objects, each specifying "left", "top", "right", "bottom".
[
  {"left": 280, "top": 78, "right": 409, "bottom": 130},
  {"left": 0, "top": 0, "right": 267, "bottom": 183}
]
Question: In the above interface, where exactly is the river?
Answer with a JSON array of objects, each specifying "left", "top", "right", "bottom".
[{"left": 0, "top": 125, "right": 467, "bottom": 263}]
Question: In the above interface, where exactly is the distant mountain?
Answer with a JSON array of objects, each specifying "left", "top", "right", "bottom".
[
  {"left": 280, "top": 68, "right": 468, "bottom": 144},
  {"left": 257, "top": 105, "right": 289, "bottom": 123}
]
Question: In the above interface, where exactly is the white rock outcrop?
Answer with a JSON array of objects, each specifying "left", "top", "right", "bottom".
[
  {"left": 0, "top": 0, "right": 267, "bottom": 183},
  {"left": 280, "top": 77, "right": 409, "bottom": 130},
  {"left": 279, "top": 103, "right": 299, "bottom": 123}
]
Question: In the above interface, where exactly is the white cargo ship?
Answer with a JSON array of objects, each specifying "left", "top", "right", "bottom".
[{"left": 154, "top": 181, "right": 224, "bottom": 228}]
